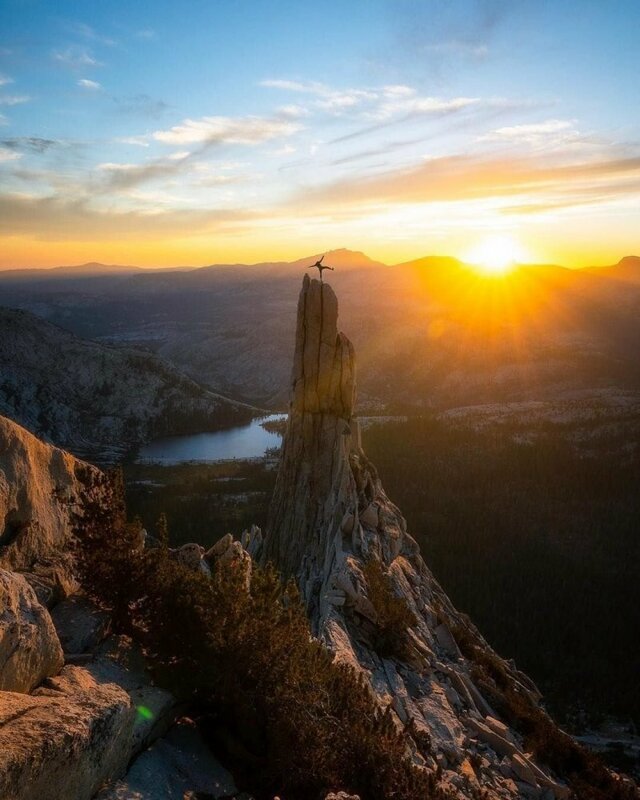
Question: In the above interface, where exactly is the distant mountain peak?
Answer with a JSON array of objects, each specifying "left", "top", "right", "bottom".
[{"left": 587, "top": 254, "right": 640, "bottom": 284}]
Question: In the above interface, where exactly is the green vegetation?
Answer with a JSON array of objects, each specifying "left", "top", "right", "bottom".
[
  {"left": 363, "top": 558, "right": 416, "bottom": 659},
  {"left": 449, "top": 622, "right": 638, "bottom": 800},
  {"left": 73, "top": 472, "right": 450, "bottom": 800},
  {"left": 363, "top": 413, "right": 640, "bottom": 728},
  {"left": 124, "top": 460, "right": 275, "bottom": 547}
]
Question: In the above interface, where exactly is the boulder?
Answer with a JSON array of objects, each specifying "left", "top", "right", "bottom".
[
  {"left": 50, "top": 595, "right": 110, "bottom": 654},
  {"left": 90, "top": 635, "right": 179, "bottom": 754},
  {"left": 0, "top": 667, "right": 134, "bottom": 800},
  {"left": 0, "top": 415, "right": 113, "bottom": 578},
  {"left": 96, "top": 718, "right": 237, "bottom": 800},
  {"left": 0, "top": 568, "right": 63, "bottom": 693}
]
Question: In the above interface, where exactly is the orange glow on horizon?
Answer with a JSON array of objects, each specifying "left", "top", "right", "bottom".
[{"left": 0, "top": 233, "right": 631, "bottom": 272}]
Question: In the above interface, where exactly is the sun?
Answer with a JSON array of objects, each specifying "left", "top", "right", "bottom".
[{"left": 465, "top": 235, "right": 529, "bottom": 277}]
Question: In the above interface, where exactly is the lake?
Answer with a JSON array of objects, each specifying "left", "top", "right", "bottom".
[{"left": 136, "top": 414, "right": 286, "bottom": 464}]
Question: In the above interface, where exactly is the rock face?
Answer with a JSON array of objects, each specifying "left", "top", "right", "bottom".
[
  {"left": 0, "top": 666, "right": 135, "bottom": 800},
  {"left": 95, "top": 719, "right": 238, "bottom": 800},
  {"left": 263, "top": 275, "right": 357, "bottom": 611},
  {"left": 0, "top": 410, "right": 254, "bottom": 800},
  {"left": 0, "top": 415, "right": 112, "bottom": 590},
  {"left": 263, "top": 276, "right": 573, "bottom": 799},
  {"left": 0, "top": 569, "right": 63, "bottom": 693}
]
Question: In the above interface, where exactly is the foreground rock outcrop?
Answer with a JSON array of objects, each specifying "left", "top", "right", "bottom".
[
  {"left": 0, "top": 667, "right": 134, "bottom": 800},
  {"left": 262, "top": 275, "right": 579, "bottom": 799},
  {"left": 0, "top": 415, "right": 112, "bottom": 594},
  {"left": 0, "top": 413, "right": 238, "bottom": 800},
  {"left": 0, "top": 569, "right": 63, "bottom": 692}
]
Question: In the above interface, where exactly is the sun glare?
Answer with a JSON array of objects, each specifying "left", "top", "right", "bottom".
[{"left": 465, "top": 235, "right": 529, "bottom": 277}]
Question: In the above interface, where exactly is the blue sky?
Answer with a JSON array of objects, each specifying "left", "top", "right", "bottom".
[{"left": 0, "top": 0, "right": 639, "bottom": 267}]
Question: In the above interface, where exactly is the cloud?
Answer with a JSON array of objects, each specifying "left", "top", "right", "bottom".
[
  {"left": 270, "top": 144, "right": 297, "bottom": 157},
  {"left": 67, "top": 22, "right": 116, "bottom": 47},
  {"left": 0, "top": 75, "right": 13, "bottom": 88},
  {"left": 0, "top": 146, "right": 20, "bottom": 163},
  {"left": 260, "top": 79, "right": 320, "bottom": 93},
  {"left": 114, "top": 135, "right": 150, "bottom": 147},
  {"left": 481, "top": 119, "right": 574, "bottom": 142},
  {"left": 261, "top": 76, "right": 485, "bottom": 127},
  {"left": 260, "top": 78, "right": 378, "bottom": 116},
  {"left": 0, "top": 137, "right": 60, "bottom": 153},
  {"left": 135, "top": 29, "right": 156, "bottom": 40},
  {"left": 0, "top": 192, "right": 260, "bottom": 241},
  {"left": 0, "top": 115, "right": 7, "bottom": 127},
  {"left": 385, "top": 0, "right": 516, "bottom": 71},
  {"left": 113, "top": 94, "right": 169, "bottom": 118},
  {"left": 278, "top": 104, "right": 311, "bottom": 119},
  {"left": 373, "top": 94, "right": 480, "bottom": 120},
  {"left": 77, "top": 78, "right": 102, "bottom": 90},
  {"left": 96, "top": 156, "right": 190, "bottom": 190},
  {"left": 294, "top": 150, "right": 640, "bottom": 214},
  {"left": 52, "top": 46, "right": 102, "bottom": 69},
  {"left": 0, "top": 95, "right": 30, "bottom": 106},
  {"left": 152, "top": 115, "right": 302, "bottom": 146}
]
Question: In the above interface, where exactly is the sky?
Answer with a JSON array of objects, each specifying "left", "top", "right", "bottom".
[{"left": 0, "top": 0, "right": 639, "bottom": 268}]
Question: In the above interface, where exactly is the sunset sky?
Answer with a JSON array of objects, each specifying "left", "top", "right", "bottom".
[{"left": 1, "top": 0, "right": 639, "bottom": 268}]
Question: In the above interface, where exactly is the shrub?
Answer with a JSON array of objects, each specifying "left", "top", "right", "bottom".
[
  {"left": 73, "top": 477, "right": 451, "bottom": 800},
  {"left": 450, "top": 622, "right": 639, "bottom": 800},
  {"left": 363, "top": 558, "right": 416, "bottom": 660}
]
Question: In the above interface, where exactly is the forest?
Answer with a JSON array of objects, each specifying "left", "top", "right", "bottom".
[
  {"left": 364, "top": 413, "right": 640, "bottom": 731},
  {"left": 126, "top": 410, "right": 640, "bottom": 734}
]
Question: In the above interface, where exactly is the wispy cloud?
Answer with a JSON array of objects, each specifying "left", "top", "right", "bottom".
[
  {"left": 96, "top": 154, "right": 191, "bottom": 190},
  {"left": 113, "top": 94, "right": 169, "bottom": 118},
  {"left": 261, "top": 77, "right": 483, "bottom": 127},
  {"left": 481, "top": 119, "right": 574, "bottom": 142},
  {"left": 1, "top": 137, "right": 60, "bottom": 153},
  {"left": 294, "top": 149, "right": 640, "bottom": 215},
  {"left": 0, "top": 95, "right": 30, "bottom": 106},
  {"left": 0, "top": 75, "right": 13, "bottom": 88},
  {"left": 135, "top": 29, "right": 156, "bottom": 40},
  {"left": 0, "top": 146, "right": 21, "bottom": 163},
  {"left": 67, "top": 22, "right": 117, "bottom": 47},
  {"left": 153, "top": 115, "right": 302, "bottom": 146},
  {"left": 260, "top": 78, "right": 378, "bottom": 116},
  {"left": 0, "top": 192, "right": 261, "bottom": 241},
  {"left": 278, "top": 104, "right": 311, "bottom": 119},
  {"left": 78, "top": 78, "right": 102, "bottom": 90},
  {"left": 52, "top": 46, "right": 102, "bottom": 69},
  {"left": 114, "top": 135, "right": 150, "bottom": 147}
]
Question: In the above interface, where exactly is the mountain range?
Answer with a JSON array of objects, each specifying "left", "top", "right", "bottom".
[{"left": 1, "top": 250, "right": 639, "bottom": 410}]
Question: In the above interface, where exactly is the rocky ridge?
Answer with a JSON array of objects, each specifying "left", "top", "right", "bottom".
[{"left": 257, "top": 274, "right": 617, "bottom": 799}]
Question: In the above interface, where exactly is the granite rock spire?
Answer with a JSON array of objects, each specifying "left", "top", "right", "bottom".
[{"left": 261, "top": 275, "right": 575, "bottom": 799}]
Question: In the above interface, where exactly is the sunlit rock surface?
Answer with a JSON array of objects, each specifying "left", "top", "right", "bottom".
[
  {"left": 0, "top": 569, "right": 63, "bottom": 693},
  {"left": 0, "top": 415, "right": 113, "bottom": 595}
]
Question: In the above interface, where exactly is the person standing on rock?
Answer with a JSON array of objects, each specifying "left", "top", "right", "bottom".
[{"left": 308, "top": 255, "right": 334, "bottom": 282}]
